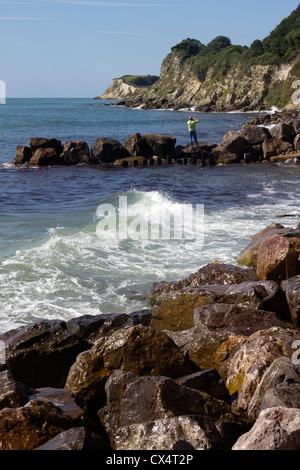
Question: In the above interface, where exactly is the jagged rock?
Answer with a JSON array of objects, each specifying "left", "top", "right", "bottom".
[
  {"left": 61, "top": 140, "right": 92, "bottom": 165},
  {"left": 0, "top": 399, "right": 75, "bottom": 450},
  {"left": 148, "top": 262, "right": 257, "bottom": 306},
  {"left": 35, "top": 427, "right": 111, "bottom": 450},
  {"left": 248, "top": 357, "right": 300, "bottom": 421},
  {"left": 241, "top": 124, "right": 271, "bottom": 145},
  {"left": 232, "top": 407, "right": 300, "bottom": 450},
  {"left": 65, "top": 325, "right": 193, "bottom": 412},
  {"left": 282, "top": 275, "right": 300, "bottom": 326},
  {"left": 66, "top": 310, "right": 152, "bottom": 346},
  {"left": 29, "top": 137, "right": 63, "bottom": 155},
  {"left": 99, "top": 370, "right": 241, "bottom": 450},
  {"left": 175, "top": 369, "right": 230, "bottom": 403},
  {"left": 237, "top": 223, "right": 293, "bottom": 268},
  {"left": 142, "top": 134, "right": 176, "bottom": 158},
  {"left": 0, "top": 320, "right": 85, "bottom": 388},
  {"left": 168, "top": 303, "right": 290, "bottom": 376},
  {"left": 30, "top": 148, "right": 62, "bottom": 166},
  {"left": 219, "top": 130, "right": 249, "bottom": 156},
  {"left": 0, "top": 370, "right": 33, "bottom": 410},
  {"left": 270, "top": 122, "right": 295, "bottom": 143},
  {"left": 12, "top": 146, "right": 32, "bottom": 165},
  {"left": 91, "top": 137, "right": 130, "bottom": 163},
  {"left": 150, "top": 280, "right": 286, "bottom": 332},
  {"left": 226, "top": 327, "right": 300, "bottom": 415},
  {"left": 262, "top": 137, "right": 293, "bottom": 160}
]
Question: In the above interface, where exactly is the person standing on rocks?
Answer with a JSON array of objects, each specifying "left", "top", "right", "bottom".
[{"left": 187, "top": 116, "right": 199, "bottom": 146}]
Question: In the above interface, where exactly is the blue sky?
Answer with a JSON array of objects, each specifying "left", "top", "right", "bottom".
[{"left": 1, "top": 0, "right": 299, "bottom": 97}]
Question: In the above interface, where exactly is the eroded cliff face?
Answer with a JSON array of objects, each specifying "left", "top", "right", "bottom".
[{"left": 98, "top": 51, "right": 300, "bottom": 112}]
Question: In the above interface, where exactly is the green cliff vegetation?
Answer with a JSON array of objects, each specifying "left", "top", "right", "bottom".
[
  {"left": 121, "top": 75, "right": 159, "bottom": 88},
  {"left": 171, "top": 4, "right": 300, "bottom": 82}
]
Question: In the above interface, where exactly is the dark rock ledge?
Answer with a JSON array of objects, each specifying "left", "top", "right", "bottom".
[
  {"left": 0, "top": 222, "right": 300, "bottom": 450},
  {"left": 11, "top": 111, "right": 300, "bottom": 168}
]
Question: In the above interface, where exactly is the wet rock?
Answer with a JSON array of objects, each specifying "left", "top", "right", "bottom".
[
  {"left": 150, "top": 280, "right": 285, "bottom": 332},
  {"left": 248, "top": 357, "right": 300, "bottom": 421},
  {"left": 262, "top": 137, "right": 293, "bottom": 161},
  {"left": 226, "top": 327, "right": 300, "bottom": 415},
  {"left": 241, "top": 124, "right": 271, "bottom": 145},
  {"left": 0, "top": 370, "right": 33, "bottom": 410},
  {"left": 232, "top": 407, "right": 300, "bottom": 450},
  {"left": 30, "top": 148, "right": 62, "bottom": 166},
  {"left": 61, "top": 140, "right": 92, "bottom": 165},
  {"left": 282, "top": 275, "right": 300, "bottom": 326},
  {"left": 65, "top": 325, "right": 193, "bottom": 412},
  {"left": 35, "top": 427, "right": 111, "bottom": 450},
  {"left": 0, "top": 399, "right": 75, "bottom": 450},
  {"left": 294, "top": 134, "right": 300, "bottom": 152},
  {"left": 0, "top": 320, "right": 85, "bottom": 388},
  {"left": 12, "top": 146, "right": 32, "bottom": 165},
  {"left": 91, "top": 137, "right": 130, "bottom": 163},
  {"left": 237, "top": 223, "right": 293, "bottom": 269},
  {"left": 148, "top": 262, "right": 257, "bottom": 306}
]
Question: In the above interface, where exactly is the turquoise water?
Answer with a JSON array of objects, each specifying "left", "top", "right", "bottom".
[{"left": 0, "top": 99, "right": 299, "bottom": 333}]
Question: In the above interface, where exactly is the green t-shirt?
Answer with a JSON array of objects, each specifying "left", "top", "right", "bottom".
[{"left": 187, "top": 119, "right": 198, "bottom": 131}]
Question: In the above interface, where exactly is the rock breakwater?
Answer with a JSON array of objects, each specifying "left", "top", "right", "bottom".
[
  {"left": 11, "top": 111, "right": 300, "bottom": 168},
  {"left": 0, "top": 222, "right": 300, "bottom": 450}
]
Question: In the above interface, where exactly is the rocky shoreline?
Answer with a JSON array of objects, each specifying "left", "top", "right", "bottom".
[
  {"left": 11, "top": 110, "right": 300, "bottom": 168},
  {"left": 0, "top": 221, "right": 300, "bottom": 451}
]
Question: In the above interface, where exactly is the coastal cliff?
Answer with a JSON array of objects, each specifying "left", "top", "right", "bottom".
[{"left": 98, "top": 5, "right": 300, "bottom": 112}]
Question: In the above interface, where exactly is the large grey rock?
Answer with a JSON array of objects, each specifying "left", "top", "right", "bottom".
[
  {"left": 232, "top": 407, "right": 300, "bottom": 450},
  {"left": 248, "top": 357, "right": 300, "bottom": 421},
  {"left": 270, "top": 122, "right": 295, "bottom": 143},
  {"left": 241, "top": 124, "right": 271, "bottom": 145}
]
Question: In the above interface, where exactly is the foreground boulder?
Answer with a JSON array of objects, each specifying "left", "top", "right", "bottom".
[
  {"left": 0, "top": 400, "right": 75, "bottom": 450},
  {"left": 12, "top": 146, "right": 32, "bottom": 165},
  {"left": 0, "top": 370, "right": 33, "bottom": 410},
  {"left": 99, "top": 370, "right": 246, "bottom": 450},
  {"left": 29, "top": 138, "right": 62, "bottom": 155},
  {"left": 241, "top": 124, "right": 271, "bottom": 145},
  {"left": 232, "top": 407, "right": 300, "bottom": 450},
  {"left": 148, "top": 262, "right": 257, "bottom": 306},
  {"left": 65, "top": 325, "right": 193, "bottom": 412},
  {"left": 91, "top": 137, "right": 130, "bottom": 163},
  {"left": 262, "top": 138, "right": 293, "bottom": 161},
  {"left": 150, "top": 280, "right": 286, "bottom": 332}
]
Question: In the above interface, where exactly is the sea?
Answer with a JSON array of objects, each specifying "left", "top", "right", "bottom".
[{"left": 0, "top": 98, "right": 299, "bottom": 334}]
